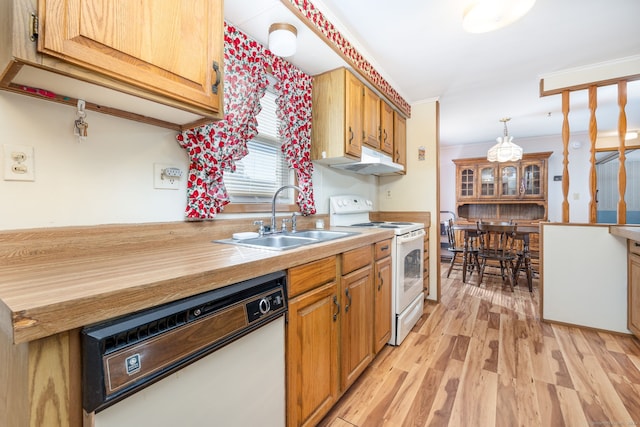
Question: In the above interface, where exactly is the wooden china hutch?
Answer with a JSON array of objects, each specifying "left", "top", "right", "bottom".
[{"left": 453, "top": 151, "right": 552, "bottom": 224}]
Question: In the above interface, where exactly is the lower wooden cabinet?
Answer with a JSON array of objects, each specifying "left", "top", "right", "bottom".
[
  {"left": 287, "top": 257, "right": 339, "bottom": 427},
  {"left": 628, "top": 241, "right": 640, "bottom": 337},
  {"left": 286, "top": 241, "right": 392, "bottom": 426},
  {"left": 340, "top": 265, "right": 373, "bottom": 391},
  {"left": 373, "top": 240, "right": 392, "bottom": 354}
]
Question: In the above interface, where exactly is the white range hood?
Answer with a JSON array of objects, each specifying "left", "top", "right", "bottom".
[{"left": 330, "top": 146, "right": 404, "bottom": 176}]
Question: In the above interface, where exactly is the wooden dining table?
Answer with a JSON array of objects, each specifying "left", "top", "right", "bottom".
[{"left": 452, "top": 222, "right": 540, "bottom": 291}]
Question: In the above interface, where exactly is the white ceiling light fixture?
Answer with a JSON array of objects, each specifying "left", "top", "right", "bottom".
[
  {"left": 463, "top": 0, "right": 536, "bottom": 33},
  {"left": 268, "top": 23, "right": 297, "bottom": 57},
  {"left": 487, "top": 117, "right": 523, "bottom": 162}
]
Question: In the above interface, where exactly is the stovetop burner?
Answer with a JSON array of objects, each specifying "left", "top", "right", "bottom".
[{"left": 329, "top": 195, "right": 424, "bottom": 235}]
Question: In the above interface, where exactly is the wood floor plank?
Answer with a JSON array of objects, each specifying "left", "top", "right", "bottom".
[
  {"left": 534, "top": 381, "right": 566, "bottom": 427},
  {"left": 423, "top": 359, "right": 464, "bottom": 427},
  {"left": 318, "top": 264, "right": 640, "bottom": 427},
  {"left": 400, "top": 367, "right": 444, "bottom": 427},
  {"left": 448, "top": 335, "right": 497, "bottom": 427}
]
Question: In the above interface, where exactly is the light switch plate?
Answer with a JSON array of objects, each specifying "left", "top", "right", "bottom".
[{"left": 3, "top": 144, "right": 35, "bottom": 181}]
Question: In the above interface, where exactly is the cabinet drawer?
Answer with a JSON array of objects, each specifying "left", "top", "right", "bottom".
[
  {"left": 630, "top": 240, "right": 640, "bottom": 256},
  {"left": 342, "top": 246, "right": 372, "bottom": 275},
  {"left": 374, "top": 239, "right": 392, "bottom": 260},
  {"left": 288, "top": 256, "right": 337, "bottom": 298}
]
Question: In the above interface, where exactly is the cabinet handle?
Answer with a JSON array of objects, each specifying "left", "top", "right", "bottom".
[
  {"left": 383, "top": 129, "right": 388, "bottom": 143},
  {"left": 378, "top": 271, "right": 383, "bottom": 291},
  {"left": 212, "top": 61, "right": 221, "bottom": 95},
  {"left": 348, "top": 126, "right": 354, "bottom": 144},
  {"left": 344, "top": 288, "right": 352, "bottom": 313},
  {"left": 332, "top": 295, "right": 340, "bottom": 321},
  {"left": 380, "top": 245, "right": 389, "bottom": 251}
]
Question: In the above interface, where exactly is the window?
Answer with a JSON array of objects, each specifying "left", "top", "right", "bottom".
[{"left": 224, "top": 87, "right": 295, "bottom": 209}]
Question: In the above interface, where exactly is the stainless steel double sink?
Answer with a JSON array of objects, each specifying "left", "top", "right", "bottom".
[{"left": 215, "top": 230, "right": 360, "bottom": 251}]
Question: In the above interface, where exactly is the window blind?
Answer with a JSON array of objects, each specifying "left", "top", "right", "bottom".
[{"left": 225, "top": 90, "right": 292, "bottom": 203}]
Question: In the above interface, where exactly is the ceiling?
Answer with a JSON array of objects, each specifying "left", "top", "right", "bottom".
[{"left": 225, "top": 0, "right": 640, "bottom": 147}]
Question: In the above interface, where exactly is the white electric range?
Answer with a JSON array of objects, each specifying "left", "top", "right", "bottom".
[{"left": 330, "top": 195, "right": 425, "bottom": 346}]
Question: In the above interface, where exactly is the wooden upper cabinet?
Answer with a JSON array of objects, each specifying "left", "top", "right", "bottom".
[
  {"left": 38, "top": 0, "right": 223, "bottom": 115},
  {"left": 393, "top": 111, "right": 407, "bottom": 174},
  {"left": 380, "top": 101, "right": 394, "bottom": 155},
  {"left": 363, "top": 86, "right": 380, "bottom": 149},
  {"left": 312, "top": 67, "right": 405, "bottom": 172},
  {"left": 453, "top": 151, "right": 552, "bottom": 222},
  {"left": 312, "top": 68, "right": 362, "bottom": 161},
  {"left": 345, "top": 71, "right": 364, "bottom": 158}
]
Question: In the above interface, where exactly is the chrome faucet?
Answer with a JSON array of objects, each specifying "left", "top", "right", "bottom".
[{"left": 271, "top": 185, "right": 302, "bottom": 233}]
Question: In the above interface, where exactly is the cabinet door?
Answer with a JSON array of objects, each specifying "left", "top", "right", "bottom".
[
  {"left": 458, "top": 166, "right": 476, "bottom": 199},
  {"left": 374, "top": 256, "right": 392, "bottom": 354},
  {"left": 499, "top": 165, "right": 519, "bottom": 197},
  {"left": 479, "top": 166, "right": 497, "bottom": 198},
  {"left": 39, "top": 0, "right": 223, "bottom": 115},
  {"left": 341, "top": 266, "right": 373, "bottom": 391},
  {"left": 380, "top": 101, "right": 394, "bottom": 154},
  {"left": 393, "top": 112, "right": 407, "bottom": 173},
  {"left": 520, "top": 161, "right": 543, "bottom": 198},
  {"left": 287, "top": 282, "right": 340, "bottom": 427},
  {"left": 363, "top": 86, "right": 381, "bottom": 149},
  {"left": 345, "top": 71, "right": 363, "bottom": 158},
  {"left": 629, "top": 253, "right": 640, "bottom": 337}
]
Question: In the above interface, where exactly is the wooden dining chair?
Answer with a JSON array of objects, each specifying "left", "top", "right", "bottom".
[
  {"left": 476, "top": 221, "right": 518, "bottom": 291},
  {"left": 445, "top": 219, "right": 479, "bottom": 282},
  {"left": 513, "top": 232, "right": 533, "bottom": 292}
]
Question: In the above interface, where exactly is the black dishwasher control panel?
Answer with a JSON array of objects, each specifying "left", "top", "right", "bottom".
[{"left": 246, "top": 289, "right": 286, "bottom": 323}]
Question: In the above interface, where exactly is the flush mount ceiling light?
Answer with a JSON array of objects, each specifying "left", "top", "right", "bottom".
[
  {"left": 268, "top": 23, "right": 297, "bottom": 57},
  {"left": 487, "top": 118, "right": 523, "bottom": 162},
  {"left": 463, "top": 0, "right": 536, "bottom": 33}
]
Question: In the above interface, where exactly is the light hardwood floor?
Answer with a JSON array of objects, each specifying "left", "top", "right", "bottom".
[{"left": 319, "top": 264, "right": 640, "bottom": 427}]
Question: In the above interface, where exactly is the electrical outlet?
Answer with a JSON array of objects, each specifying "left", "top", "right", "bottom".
[
  {"left": 3, "top": 144, "right": 34, "bottom": 181},
  {"left": 154, "top": 163, "right": 182, "bottom": 190},
  {"left": 386, "top": 189, "right": 392, "bottom": 199}
]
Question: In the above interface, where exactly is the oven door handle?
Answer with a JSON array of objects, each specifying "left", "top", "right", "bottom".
[{"left": 397, "top": 229, "right": 425, "bottom": 244}]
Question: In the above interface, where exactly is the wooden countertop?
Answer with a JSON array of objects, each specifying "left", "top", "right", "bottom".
[
  {"left": 0, "top": 221, "right": 393, "bottom": 344},
  {"left": 610, "top": 225, "right": 640, "bottom": 241}
]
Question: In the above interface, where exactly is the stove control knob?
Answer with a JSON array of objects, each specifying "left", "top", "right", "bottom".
[{"left": 259, "top": 297, "right": 271, "bottom": 315}]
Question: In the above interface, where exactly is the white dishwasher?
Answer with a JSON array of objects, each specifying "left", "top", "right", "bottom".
[{"left": 82, "top": 271, "right": 287, "bottom": 427}]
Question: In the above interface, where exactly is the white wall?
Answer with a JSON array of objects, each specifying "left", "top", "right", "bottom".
[
  {"left": 0, "top": 92, "right": 190, "bottom": 230},
  {"left": 380, "top": 100, "right": 439, "bottom": 300},
  {"left": 439, "top": 132, "right": 591, "bottom": 223},
  {"left": 0, "top": 91, "right": 379, "bottom": 230}
]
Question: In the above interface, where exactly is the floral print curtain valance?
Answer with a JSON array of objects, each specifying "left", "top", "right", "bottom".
[{"left": 176, "top": 23, "right": 315, "bottom": 219}]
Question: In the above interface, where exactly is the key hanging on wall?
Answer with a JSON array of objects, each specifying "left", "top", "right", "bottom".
[{"left": 74, "top": 99, "right": 89, "bottom": 141}]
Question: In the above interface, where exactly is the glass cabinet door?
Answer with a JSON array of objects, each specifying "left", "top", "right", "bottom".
[
  {"left": 500, "top": 165, "right": 518, "bottom": 196},
  {"left": 479, "top": 166, "right": 496, "bottom": 197},
  {"left": 522, "top": 163, "right": 542, "bottom": 196},
  {"left": 459, "top": 168, "right": 475, "bottom": 198}
]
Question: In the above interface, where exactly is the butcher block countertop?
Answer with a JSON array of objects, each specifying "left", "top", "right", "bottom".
[{"left": 0, "top": 218, "right": 394, "bottom": 344}]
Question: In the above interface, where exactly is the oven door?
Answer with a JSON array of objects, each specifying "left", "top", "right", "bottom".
[{"left": 394, "top": 229, "right": 425, "bottom": 313}]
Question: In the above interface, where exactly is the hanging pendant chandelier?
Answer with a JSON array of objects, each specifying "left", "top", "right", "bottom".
[{"left": 487, "top": 117, "right": 523, "bottom": 162}]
